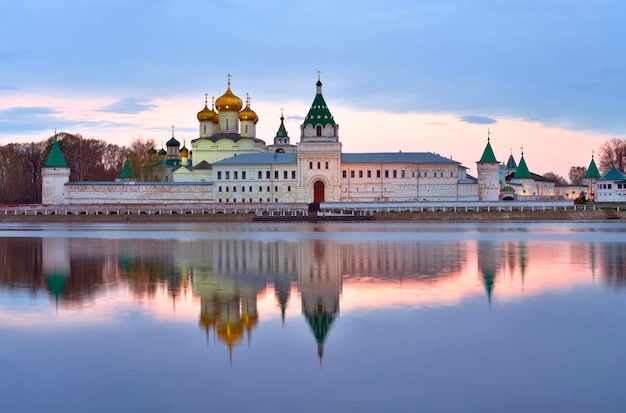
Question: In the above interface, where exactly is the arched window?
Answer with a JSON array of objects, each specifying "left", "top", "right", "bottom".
[
  {"left": 203, "top": 125, "right": 206, "bottom": 134},
  {"left": 316, "top": 125, "right": 322, "bottom": 136}
]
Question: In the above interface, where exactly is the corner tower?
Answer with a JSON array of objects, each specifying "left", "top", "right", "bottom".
[
  {"left": 476, "top": 132, "right": 500, "bottom": 201},
  {"left": 41, "top": 135, "right": 70, "bottom": 204}
]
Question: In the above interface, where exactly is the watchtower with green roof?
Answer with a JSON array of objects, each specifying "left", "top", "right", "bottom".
[
  {"left": 582, "top": 154, "right": 601, "bottom": 201},
  {"left": 476, "top": 132, "right": 500, "bottom": 201},
  {"left": 42, "top": 135, "right": 70, "bottom": 204}
]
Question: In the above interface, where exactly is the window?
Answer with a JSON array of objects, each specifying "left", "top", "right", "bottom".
[
  {"left": 267, "top": 186, "right": 270, "bottom": 192},
  {"left": 233, "top": 186, "right": 237, "bottom": 192},
  {"left": 274, "top": 170, "right": 279, "bottom": 179},
  {"left": 259, "top": 186, "right": 263, "bottom": 192},
  {"left": 385, "top": 170, "right": 389, "bottom": 178},
  {"left": 316, "top": 125, "right": 322, "bottom": 136},
  {"left": 424, "top": 172, "right": 428, "bottom": 177},
  {"left": 219, "top": 198, "right": 222, "bottom": 203},
  {"left": 367, "top": 170, "right": 371, "bottom": 178},
  {"left": 234, "top": 171, "right": 238, "bottom": 180},
  {"left": 242, "top": 186, "right": 245, "bottom": 192},
  {"left": 225, "top": 187, "right": 229, "bottom": 192},
  {"left": 218, "top": 186, "right": 222, "bottom": 192},
  {"left": 258, "top": 171, "right": 262, "bottom": 179},
  {"left": 203, "top": 125, "right": 206, "bottom": 134},
  {"left": 401, "top": 170, "right": 405, "bottom": 178},
  {"left": 217, "top": 171, "right": 222, "bottom": 180},
  {"left": 291, "top": 170, "right": 296, "bottom": 179},
  {"left": 266, "top": 171, "right": 270, "bottom": 179},
  {"left": 249, "top": 186, "right": 252, "bottom": 192},
  {"left": 450, "top": 172, "right": 453, "bottom": 177},
  {"left": 283, "top": 171, "right": 288, "bottom": 179},
  {"left": 377, "top": 170, "right": 381, "bottom": 178},
  {"left": 287, "top": 186, "right": 291, "bottom": 192},
  {"left": 343, "top": 170, "right": 347, "bottom": 178},
  {"left": 225, "top": 171, "right": 230, "bottom": 179},
  {"left": 351, "top": 171, "right": 355, "bottom": 178},
  {"left": 242, "top": 171, "right": 246, "bottom": 179},
  {"left": 317, "top": 162, "right": 321, "bottom": 169},
  {"left": 325, "top": 162, "right": 329, "bottom": 169},
  {"left": 274, "top": 186, "right": 278, "bottom": 192},
  {"left": 359, "top": 171, "right": 363, "bottom": 178},
  {"left": 309, "top": 162, "right": 313, "bottom": 169},
  {"left": 393, "top": 170, "right": 397, "bottom": 178}
]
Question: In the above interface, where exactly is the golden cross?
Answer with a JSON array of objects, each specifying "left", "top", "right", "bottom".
[
  {"left": 204, "top": 93, "right": 208, "bottom": 104},
  {"left": 227, "top": 73, "right": 232, "bottom": 86}
]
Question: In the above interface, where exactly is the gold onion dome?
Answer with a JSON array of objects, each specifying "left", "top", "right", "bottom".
[
  {"left": 238, "top": 94, "right": 258, "bottom": 123},
  {"left": 197, "top": 95, "right": 218, "bottom": 122},
  {"left": 180, "top": 146, "right": 189, "bottom": 158},
  {"left": 215, "top": 75, "right": 243, "bottom": 112}
]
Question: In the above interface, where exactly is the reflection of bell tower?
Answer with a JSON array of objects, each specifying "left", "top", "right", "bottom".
[
  {"left": 298, "top": 240, "right": 342, "bottom": 362},
  {"left": 42, "top": 238, "right": 70, "bottom": 310}
]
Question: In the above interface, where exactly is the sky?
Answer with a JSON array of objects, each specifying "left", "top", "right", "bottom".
[{"left": 1, "top": 0, "right": 624, "bottom": 178}]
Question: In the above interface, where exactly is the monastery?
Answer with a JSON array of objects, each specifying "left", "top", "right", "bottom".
[{"left": 41, "top": 75, "right": 608, "bottom": 205}]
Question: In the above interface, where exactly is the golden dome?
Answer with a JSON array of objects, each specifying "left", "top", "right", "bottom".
[
  {"left": 180, "top": 147, "right": 189, "bottom": 157},
  {"left": 197, "top": 96, "right": 218, "bottom": 122},
  {"left": 238, "top": 94, "right": 258, "bottom": 123},
  {"left": 215, "top": 76, "right": 243, "bottom": 112}
]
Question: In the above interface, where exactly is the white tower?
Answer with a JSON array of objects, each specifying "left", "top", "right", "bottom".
[
  {"left": 41, "top": 137, "right": 70, "bottom": 204},
  {"left": 476, "top": 133, "right": 500, "bottom": 201}
]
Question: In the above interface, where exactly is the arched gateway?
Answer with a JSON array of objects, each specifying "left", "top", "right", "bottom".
[{"left": 313, "top": 181, "right": 325, "bottom": 203}]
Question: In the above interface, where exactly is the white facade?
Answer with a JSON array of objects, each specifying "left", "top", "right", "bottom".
[{"left": 41, "top": 77, "right": 505, "bottom": 205}]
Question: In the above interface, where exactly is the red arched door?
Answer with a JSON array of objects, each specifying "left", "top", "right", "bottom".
[{"left": 313, "top": 181, "right": 325, "bottom": 203}]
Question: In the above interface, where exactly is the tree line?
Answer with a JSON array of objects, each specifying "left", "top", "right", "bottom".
[
  {"left": 2, "top": 134, "right": 626, "bottom": 204},
  {"left": 0, "top": 133, "right": 158, "bottom": 204}
]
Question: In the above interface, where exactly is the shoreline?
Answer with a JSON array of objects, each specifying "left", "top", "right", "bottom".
[{"left": 0, "top": 208, "right": 621, "bottom": 223}]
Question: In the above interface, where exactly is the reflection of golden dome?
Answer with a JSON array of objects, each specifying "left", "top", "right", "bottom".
[
  {"left": 242, "top": 313, "right": 259, "bottom": 329},
  {"left": 215, "top": 79, "right": 243, "bottom": 112},
  {"left": 238, "top": 95, "right": 259, "bottom": 123},
  {"left": 217, "top": 322, "right": 245, "bottom": 347}
]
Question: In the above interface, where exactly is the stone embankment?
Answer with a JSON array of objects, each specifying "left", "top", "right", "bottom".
[{"left": 0, "top": 203, "right": 622, "bottom": 223}]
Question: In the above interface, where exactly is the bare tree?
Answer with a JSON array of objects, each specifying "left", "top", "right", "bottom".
[
  {"left": 543, "top": 171, "right": 567, "bottom": 184},
  {"left": 568, "top": 166, "right": 587, "bottom": 184},
  {"left": 127, "top": 137, "right": 158, "bottom": 181},
  {"left": 598, "top": 138, "right": 626, "bottom": 174}
]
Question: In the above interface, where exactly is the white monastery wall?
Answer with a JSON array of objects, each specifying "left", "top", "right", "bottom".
[{"left": 62, "top": 183, "right": 214, "bottom": 204}]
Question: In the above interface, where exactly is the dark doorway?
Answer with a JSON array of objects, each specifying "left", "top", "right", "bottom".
[{"left": 313, "top": 181, "right": 325, "bottom": 203}]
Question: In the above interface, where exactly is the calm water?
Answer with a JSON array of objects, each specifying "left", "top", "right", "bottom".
[{"left": 1, "top": 222, "right": 625, "bottom": 412}]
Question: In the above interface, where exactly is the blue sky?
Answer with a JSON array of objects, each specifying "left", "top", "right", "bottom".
[{"left": 1, "top": 0, "right": 623, "bottom": 176}]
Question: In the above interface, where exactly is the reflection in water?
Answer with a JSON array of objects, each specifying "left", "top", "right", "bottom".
[
  {"left": 2, "top": 223, "right": 626, "bottom": 412},
  {"left": 0, "top": 224, "right": 622, "bottom": 361}
]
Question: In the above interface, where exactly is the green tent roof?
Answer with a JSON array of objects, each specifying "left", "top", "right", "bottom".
[
  {"left": 302, "top": 81, "right": 336, "bottom": 128},
  {"left": 505, "top": 154, "right": 517, "bottom": 170},
  {"left": 477, "top": 139, "right": 498, "bottom": 163},
  {"left": 117, "top": 159, "right": 135, "bottom": 179},
  {"left": 44, "top": 138, "right": 68, "bottom": 168},
  {"left": 601, "top": 167, "right": 625, "bottom": 180},
  {"left": 513, "top": 155, "right": 532, "bottom": 179},
  {"left": 274, "top": 115, "right": 289, "bottom": 141},
  {"left": 46, "top": 274, "right": 68, "bottom": 300},
  {"left": 584, "top": 157, "right": 601, "bottom": 179}
]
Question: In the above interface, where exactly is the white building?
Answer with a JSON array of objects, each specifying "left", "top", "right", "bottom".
[{"left": 42, "top": 75, "right": 502, "bottom": 205}]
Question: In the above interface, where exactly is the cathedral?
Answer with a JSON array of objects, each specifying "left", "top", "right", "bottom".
[{"left": 41, "top": 75, "right": 508, "bottom": 205}]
